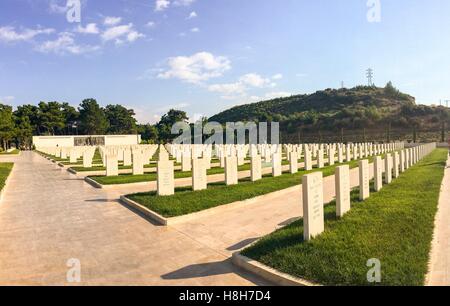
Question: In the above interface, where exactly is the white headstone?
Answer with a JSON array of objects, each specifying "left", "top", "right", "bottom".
[
  {"left": 289, "top": 151, "right": 298, "bottom": 174},
  {"left": 225, "top": 156, "right": 238, "bottom": 185},
  {"left": 359, "top": 160, "right": 370, "bottom": 200},
  {"left": 335, "top": 165, "right": 351, "bottom": 218},
  {"left": 192, "top": 158, "right": 207, "bottom": 191},
  {"left": 157, "top": 160, "right": 175, "bottom": 196},
  {"left": 106, "top": 153, "right": 119, "bottom": 177},
  {"left": 374, "top": 156, "right": 383, "bottom": 192},
  {"left": 251, "top": 154, "right": 262, "bottom": 182},
  {"left": 385, "top": 153, "right": 392, "bottom": 184},
  {"left": 302, "top": 172, "right": 324, "bottom": 241}
]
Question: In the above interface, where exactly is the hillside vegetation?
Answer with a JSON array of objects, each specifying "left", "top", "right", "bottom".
[{"left": 210, "top": 83, "right": 450, "bottom": 143}]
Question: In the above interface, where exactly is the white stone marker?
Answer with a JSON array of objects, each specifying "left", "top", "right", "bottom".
[
  {"left": 69, "top": 149, "right": 77, "bottom": 163},
  {"left": 335, "top": 165, "right": 351, "bottom": 218},
  {"left": 374, "top": 156, "right": 383, "bottom": 192},
  {"left": 251, "top": 154, "right": 262, "bottom": 182},
  {"left": 338, "top": 146, "right": 344, "bottom": 163},
  {"left": 359, "top": 160, "right": 370, "bottom": 200},
  {"left": 317, "top": 149, "right": 324, "bottom": 169},
  {"left": 346, "top": 145, "right": 352, "bottom": 162},
  {"left": 192, "top": 158, "right": 207, "bottom": 191},
  {"left": 304, "top": 148, "right": 312, "bottom": 171},
  {"left": 272, "top": 152, "right": 282, "bottom": 177},
  {"left": 132, "top": 151, "right": 144, "bottom": 175},
  {"left": 123, "top": 149, "right": 132, "bottom": 167},
  {"left": 289, "top": 151, "right": 298, "bottom": 174},
  {"left": 405, "top": 149, "right": 410, "bottom": 169},
  {"left": 328, "top": 148, "right": 335, "bottom": 166},
  {"left": 385, "top": 153, "right": 392, "bottom": 184},
  {"left": 157, "top": 160, "right": 175, "bottom": 196},
  {"left": 399, "top": 150, "right": 405, "bottom": 173},
  {"left": 393, "top": 152, "right": 400, "bottom": 178},
  {"left": 302, "top": 172, "right": 324, "bottom": 241},
  {"left": 181, "top": 154, "right": 192, "bottom": 172},
  {"left": 106, "top": 153, "right": 119, "bottom": 177},
  {"left": 225, "top": 156, "right": 238, "bottom": 185},
  {"left": 83, "top": 150, "right": 93, "bottom": 168}
]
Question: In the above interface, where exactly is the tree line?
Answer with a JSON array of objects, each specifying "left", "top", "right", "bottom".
[{"left": 0, "top": 98, "right": 189, "bottom": 151}]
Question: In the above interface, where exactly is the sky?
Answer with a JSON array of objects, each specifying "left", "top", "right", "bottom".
[{"left": 1, "top": 0, "right": 450, "bottom": 124}]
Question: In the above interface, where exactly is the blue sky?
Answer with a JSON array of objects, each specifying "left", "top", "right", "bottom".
[{"left": 1, "top": 0, "right": 450, "bottom": 123}]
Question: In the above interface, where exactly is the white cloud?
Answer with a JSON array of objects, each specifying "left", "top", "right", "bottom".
[
  {"left": 101, "top": 23, "right": 144, "bottom": 44},
  {"left": 155, "top": 0, "right": 170, "bottom": 11},
  {"left": 188, "top": 11, "right": 198, "bottom": 19},
  {"left": 0, "top": 96, "right": 15, "bottom": 104},
  {"left": 158, "top": 52, "right": 231, "bottom": 84},
  {"left": 36, "top": 32, "right": 100, "bottom": 55},
  {"left": 0, "top": 26, "right": 55, "bottom": 43},
  {"left": 190, "top": 27, "right": 200, "bottom": 33},
  {"left": 174, "top": 0, "right": 196, "bottom": 6},
  {"left": 208, "top": 73, "right": 278, "bottom": 98},
  {"left": 146, "top": 21, "right": 156, "bottom": 28},
  {"left": 104, "top": 16, "right": 122, "bottom": 26},
  {"left": 76, "top": 23, "right": 99, "bottom": 34},
  {"left": 208, "top": 83, "right": 246, "bottom": 96},
  {"left": 239, "top": 73, "right": 271, "bottom": 87},
  {"left": 48, "top": 0, "right": 67, "bottom": 14},
  {"left": 272, "top": 73, "right": 283, "bottom": 80}
]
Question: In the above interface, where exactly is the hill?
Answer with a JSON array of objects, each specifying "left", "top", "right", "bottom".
[{"left": 209, "top": 84, "right": 450, "bottom": 143}]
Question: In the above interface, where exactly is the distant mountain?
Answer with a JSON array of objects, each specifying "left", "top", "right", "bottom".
[{"left": 209, "top": 84, "right": 450, "bottom": 143}]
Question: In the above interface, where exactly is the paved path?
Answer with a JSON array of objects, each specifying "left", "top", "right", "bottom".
[
  {"left": 0, "top": 152, "right": 373, "bottom": 285},
  {"left": 427, "top": 155, "right": 450, "bottom": 286},
  {"left": 0, "top": 152, "right": 266, "bottom": 285}
]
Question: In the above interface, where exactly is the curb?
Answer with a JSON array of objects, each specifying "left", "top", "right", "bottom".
[
  {"left": 231, "top": 253, "right": 318, "bottom": 286},
  {"left": 0, "top": 163, "right": 15, "bottom": 203},
  {"left": 120, "top": 184, "right": 299, "bottom": 226}
]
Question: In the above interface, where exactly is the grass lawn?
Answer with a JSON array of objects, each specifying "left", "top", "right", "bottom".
[
  {"left": 126, "top": 154, "right": 387, "bottom": 218},
  {"left": 0, "top": 163, "right": 14, "bottom": 191},
  {"left": 90, "top": 159, "right": 299, "bottom": 185},
  {"left": 241, "top": 148, "right": 447, "bottom": 286},
  {"left": 0, "top": 149, "right": 20, "bottom": 155}
]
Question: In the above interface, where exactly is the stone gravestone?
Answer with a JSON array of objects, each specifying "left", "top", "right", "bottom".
[
  {"left": 181, "top": 154, "right": 192, "bottom": 172},
  {"left": 272, "top": 152, "right": 282, "bottom": 177},
  {"left": 335, "top": 165, "right": 350, "bottom": 217},
  {"left": 385, "top": 153, "right": 392, "bottom": 184},
  {"left": 192, "top": 158, "right": 207, "bottom": 191},
  {"left": 83, "top": 149, "right": 94, "bottom": 168},
  {"left": 304, "top": 148, "right": 312, "bottom": 171},
  {"left": 405, "top": 149, "right": 410, "bottom": 169},
  {"left": 374, "top": 156, "right": 383, "bottom": 192},
  {"left": 359, "top": 160, "right": 370, "bottom": 200},
  {"left": 106, "top": 153, "right": 119, "bottom": 177},
  {"left": 317, "top": 149, "right": 324, "bottom": 169},
  {"left": 69, "top": 149, "right": 77, "bottom": 164},
  {"left": 346, "top": 145, "right": 352, "bottom": 162},
  {"left": 393, "top": 152, "right": 400, "bottom": 178},
  {"left": 338, "top": 146, "right": 344, "bottom": 163},
  {"left": 328, "top": 148, "right": 335, "bottom": 166},
  {"left": 225, "top": 156, "right": 238, "bottom": 185},
  {"left": 132, "top": 151, "right": 144, "bottom": 175},
  {"left": 399, "top": 150, "right": 405, "bottom": 173},
  {"left": 251, "top": 154, "right": 262, "bottom": 182},
  {"left": 123, "top": 149, "right": 132, "bottom": 167},
  {"left": 302, "top": 172, "right": 324, "bottom": 241},
  {"left": 157, "top": 159, "right": 175, "bottom": 196},
  {"left": 289, "top": 151, "right": 298, "bottom": 174}
]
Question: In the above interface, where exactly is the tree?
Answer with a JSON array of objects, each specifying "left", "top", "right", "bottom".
[
  {"left": 61, "top": 102, "right": 79, "bottom": 135},
  {"left": 0, "top": 104, "right": 16, "bottom": 150},
  {"left": 384, "top": 81, "right": 399, "bottom": 97},
  {"left": 137, "top": 124, "right": 159, "bottom": 143},
  {"left": 104, "top": 104, "right": 137, "bottom": 134},
  {"left": 78, "top": 99, "right": 109, "bottom": 135},
  {"left": 156, "top": 109, "right": 189, "bottom": 142},
  {"left": 13, "top": 111, "right": 33, "bottom": 149},
  {"left": 37, "top": 101, "right": 66, "bottom": 135}
]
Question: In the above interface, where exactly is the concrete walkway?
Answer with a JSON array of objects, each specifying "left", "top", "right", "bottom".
[
  {"left": 0, "top": 151, "right": 371, "bottom": 285},
  {"left": 427, "top": 155, "right": 450, "bottom": 286},
  {"left": 0, "top": 152, "right": 266, "bottom": 285}
]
